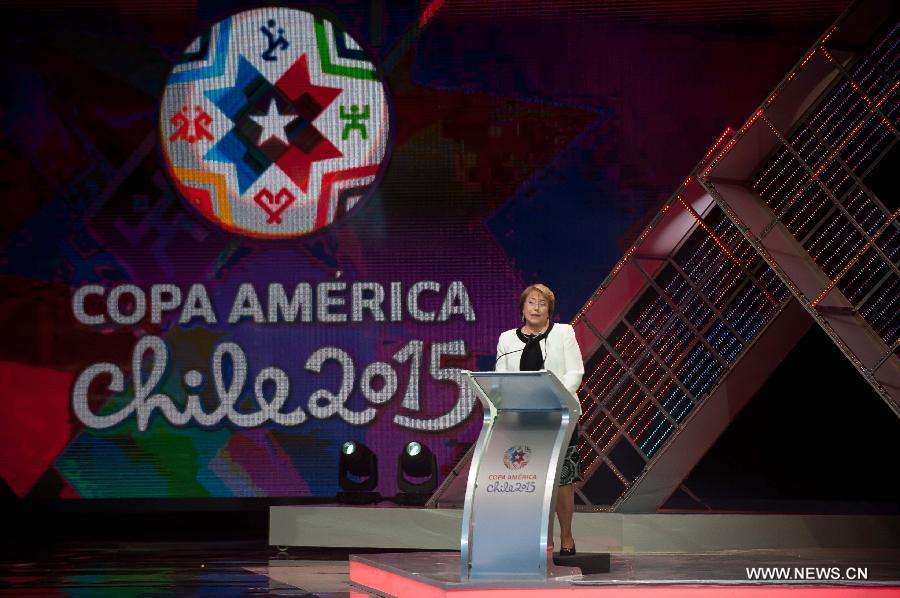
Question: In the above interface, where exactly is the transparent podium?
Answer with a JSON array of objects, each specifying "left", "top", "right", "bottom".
[{"left": 460, "top": 370, "right": 581, "bottom": 581}]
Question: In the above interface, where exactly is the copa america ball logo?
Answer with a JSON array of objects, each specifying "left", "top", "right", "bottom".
[
  {"left": 503, "top": 445, "right": 531, "bottom": 470},
  {"left": 160, "top": 8, "right": 391, "bottom": 238}
]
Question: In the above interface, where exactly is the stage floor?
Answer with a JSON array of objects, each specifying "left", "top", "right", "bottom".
[
  {"left": 3, "top": 541, "right": 899, "bottom": 596},
  {"left": 0, "top": 540, "right": 359, "bottom": 596},
  {"left": 270, "top": 506, "right": 900, "bottom": 554}
]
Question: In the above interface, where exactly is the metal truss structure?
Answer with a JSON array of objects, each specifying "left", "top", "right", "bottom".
[
  {"left": 702, "top": 1, "right": 898, "bottom": 413},
  {"left": 572, "top": 0, "right": 897, "bottom": 510}
]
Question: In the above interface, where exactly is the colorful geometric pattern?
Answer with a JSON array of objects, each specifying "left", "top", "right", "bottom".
[
  {"left": 2, "top": 0, "right": 863, "bottom": 505},
  {"left": 160, "top": 8, "right": 390, "bottom": 238},
  {"left": 503, "top": 445, "right": 531, "bottom": 470}
]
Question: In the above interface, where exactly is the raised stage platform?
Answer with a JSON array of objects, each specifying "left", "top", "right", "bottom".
[
  {"left": 270, "top": 505, "right": 900, "bottom": 553},
  {"left": 269, "top": 507, "right": 900, "bottom": 596},
  {"left": 348, "top": 551, "right": 900, "bottom": 597}
]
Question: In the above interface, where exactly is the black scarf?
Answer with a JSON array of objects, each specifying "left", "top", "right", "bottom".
[{"left": 516, "top": 322, "right": 553, "bottom": 371}]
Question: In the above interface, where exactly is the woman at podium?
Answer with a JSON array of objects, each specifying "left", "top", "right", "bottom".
[{"left": 495, "top": 283, "right": 585, "bottom": 556}]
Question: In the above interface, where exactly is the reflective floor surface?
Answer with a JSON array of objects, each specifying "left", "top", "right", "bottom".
[
  {"left": 0, "top": 541, "right": 363, "bottom": 597},
  {"left": 2, "top": 542, "right": 899, "bottom": 596}
]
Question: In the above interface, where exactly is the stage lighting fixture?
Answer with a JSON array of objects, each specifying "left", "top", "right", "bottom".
[
  {"left": 395, "top": 441, "right": 438, "bottom": 505},
  {"left": 337, "top": 440, "right": 379, "bottom": 504}
]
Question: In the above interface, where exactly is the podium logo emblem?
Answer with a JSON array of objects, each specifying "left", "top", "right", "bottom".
[
  {"left": 503, "top": 445, "right": 531, "bottom": 470},
  {"left": 160, "top": 7, "right": 391, "bottom": 238}
]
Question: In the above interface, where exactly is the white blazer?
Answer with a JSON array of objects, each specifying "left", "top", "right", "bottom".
[{"left": 495, "top": 323, "right": 585, "bottom": 396}]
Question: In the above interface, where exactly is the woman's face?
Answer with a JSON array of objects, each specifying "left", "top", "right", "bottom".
[{"left": 522, "top": 290, "right": 550, "bottom": 330}]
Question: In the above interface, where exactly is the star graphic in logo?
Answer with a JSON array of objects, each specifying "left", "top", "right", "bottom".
[
  {"left": 204, "top": 55, "right": 343, "bottom": 193},
  {"left": 271, "top": 55, "right": 343, "bottom": 193},
  {"left": 251, "top": 98, "right": 297, "bottom": 145},
  {"left": 504, "top": 445, "right": 531, "bottom": 469}
]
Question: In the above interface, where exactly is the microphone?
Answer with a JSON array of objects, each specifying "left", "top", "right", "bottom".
[
  {"left": 495, "top": 347, "right": 524, "bottom": 364},
  {"left": 495, "top": 331, "right": 547, "bottom": 366}
]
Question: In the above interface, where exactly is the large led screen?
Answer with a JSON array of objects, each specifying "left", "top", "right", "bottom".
[{"left": 0, "top": 1, "right": 842, "bottom": 499}]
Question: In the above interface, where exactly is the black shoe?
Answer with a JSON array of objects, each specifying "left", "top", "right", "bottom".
[{"left": 559, "top": 545, "right": 576, "bottom": 557}]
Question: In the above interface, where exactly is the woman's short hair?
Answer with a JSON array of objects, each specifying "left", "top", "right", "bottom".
[{"left": 519, "top": 283, "right": 555, "bottom": 315}]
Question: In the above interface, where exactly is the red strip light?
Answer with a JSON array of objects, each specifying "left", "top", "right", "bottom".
[
  {"left": 703, "top": 112, "right": 762, "bottom": 177},
  {"left": 703, "top": 128, "right": 736, "bottom": 164},
  {"left": 820, "top": 46, "right": 897, "bottom": 129}
]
